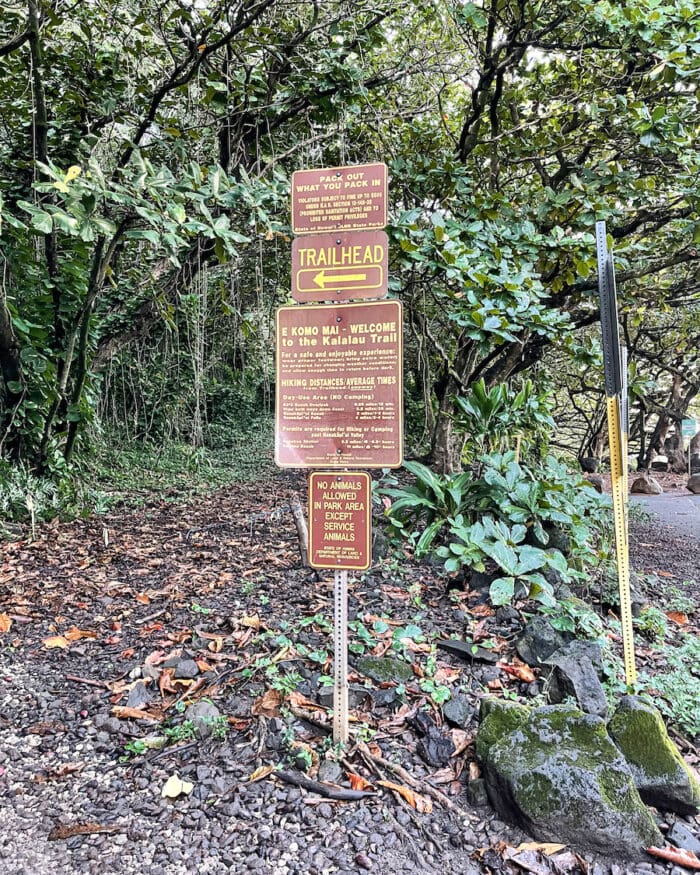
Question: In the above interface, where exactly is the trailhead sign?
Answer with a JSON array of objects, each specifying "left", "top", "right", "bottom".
[
  {"left": 279, "top": 159, "right": 397, "bottom": 745},
  {"left": 275, "top": 300, "right": 403, "bottom": 468},
  {"left": 291, "top": 230, "right": 388, "bottom": 303},
  {"left": 291, "top": 162, "right": 387, "bottom": 234},
  {"left": 309, "top": 472, "right": 371, "bottom": 570}
]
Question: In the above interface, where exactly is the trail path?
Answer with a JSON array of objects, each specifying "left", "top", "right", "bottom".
[{"left": 631, "top": 493, "right": 700, "bottom": 544}]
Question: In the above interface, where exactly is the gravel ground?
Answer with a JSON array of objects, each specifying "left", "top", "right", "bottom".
[{"left": 0, "top": 477, "right": 698, "bottom": 875}]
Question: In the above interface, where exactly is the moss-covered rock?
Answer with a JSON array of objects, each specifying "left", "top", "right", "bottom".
[
  {"left": 476, "top": 700, "right": 662, "bottom": 858},
  {"left": 354, "top": 656, "right": 414, "bottom": 684},
  {"left": 608, "top": 696, "right": 700, "bottom": 815}
]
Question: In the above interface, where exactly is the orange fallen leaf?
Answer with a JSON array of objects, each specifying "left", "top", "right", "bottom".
[
  {"left": 0, "top": 613, "right": 12, "bottom": 633},
  {"left": 665, "top": 611, "right": 688, "bottom": 626},
  {"left": 43, "top": 635, "right": 69, "bottom": 649},
  {"left": 347, "top": 772, "right": 373, "bottom": 791},
  {"left": 656, "top": 571, "right": 676, "bottom": 579},
  {"left": 647, "top": 846, "right": 700, "bottom": 869},
  {"left": 240, "top": 614, "right": 262, "bottom": 630},
  {"left": 65, "top": 626, "right": 98, "bottom": 642},
  {"left": 208, "top": 636, "right": 224, "bottom": 653},
  {"left": 377, "top": 779, "right": 432, "bottom": 813},
  {"left": 287, "top": 691, "right": 328, "bottom": 711},
  {"left": 515, "top": 840, "right": 567, "bottom": 855},
  {"left": 135, "top": 593, "right": 151, "bottom": 605},
  {"left": 111, "top": 706, "right": 160, "bottom": 722},
  {"left": 497, "top": 659, "right": 536, "bottom": 683}
]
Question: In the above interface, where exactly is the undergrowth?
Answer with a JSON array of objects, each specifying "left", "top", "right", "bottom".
[{"left": 0, "top": 416, "right": 275, "bottom": 524}]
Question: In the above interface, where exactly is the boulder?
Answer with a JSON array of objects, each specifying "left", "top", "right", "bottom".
[
  {"left": 580, "top": 457, "right": 600, "bottom": 474},
  {"left": 476, "top": 700, "right": 662, "bottom": 858},
  {"left": 687, "top": 474, "right": 700, "bottom": 495},
  {"left": 543, "top": 641, "right": 608, "bottom": 718},
  {"left": 650, "top": 460, "right": 668, "bottom": 472},
  {"left": 631, "top": 475, "right": 663, "bottom": 495},
  {"left": 608, "top": 696, "right": 700, "bottom": 815},
  {"left": 515, "top": 617, "right": 568, "bottom": 667},
  {"left": 690, "top": 454, "right": 700, "bottom": 474}
]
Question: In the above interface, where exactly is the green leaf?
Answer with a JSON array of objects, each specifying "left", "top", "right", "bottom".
[
  {"left": 30, "top": 211, "right": 53, "bottom": 234},
  {"left": 489, "top": 577, "right": 515, "bottom": 606}
]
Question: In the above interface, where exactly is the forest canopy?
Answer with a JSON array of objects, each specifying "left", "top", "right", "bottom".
[{"left": 0, "top": 0, "right": 698, "bottom": 482}]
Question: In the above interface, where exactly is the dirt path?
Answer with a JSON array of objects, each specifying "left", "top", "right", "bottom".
[{"left": 0, "top": 476, "right": 697, "bottom": 875}]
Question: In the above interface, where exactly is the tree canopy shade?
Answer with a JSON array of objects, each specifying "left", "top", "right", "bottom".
[{"left": 0, "top": 0, "right": 698, "bottom": 473}]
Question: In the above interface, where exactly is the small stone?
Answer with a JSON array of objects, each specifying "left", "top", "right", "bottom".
[
  {"left": 516, "top": 617, "right": 567, "bottom": 666},
  {"left": 466, "top": 778, "right": 489, "bottom": 806},
  {"left": 442, "top": 694, "right": 473, "bottom": 728},
  {"left": 667, "top": 822, "right": 700, "bottom": 854},
  {"left": 687, "top": 474, "right": 700, "bottom": 495},
  {"left": 185, "top": 700, "right": 220, "bottom": 738},
  {"left": 543, "top": 640, "right": 608, "bottom": 718},
  {"left": 126, "top": 681, "right": 151, "bottom": 709},
  {"left": 354, "top": 656, "right": 413, "bottom": 684},
  {"left": 174, "top": 659, "right": 200, "bottom": 680},
  {"left": 355, "top": 852, "right": 372, "bottom": 870},
  {"left": 317, "top": 760, "right": 343, "bottom": 784}
]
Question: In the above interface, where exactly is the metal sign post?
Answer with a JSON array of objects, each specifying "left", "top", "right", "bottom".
[
  {"left": 596, "top": 221, "right": 636, "bottom": 687},
  {"left": 333, "top": 569, "right": 349, "bottom": 745}
]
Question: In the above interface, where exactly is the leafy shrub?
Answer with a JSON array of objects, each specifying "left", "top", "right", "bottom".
[
  {"left": 454, "top": 378, "right": 555, "bottom": 461},
  {"left": 381, "top": 450, "right": 610, "bottom": 607}
]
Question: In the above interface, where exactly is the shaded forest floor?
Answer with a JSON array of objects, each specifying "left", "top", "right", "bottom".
[{"left": 0, "top": 469, "right": 698, "bottom": 874}]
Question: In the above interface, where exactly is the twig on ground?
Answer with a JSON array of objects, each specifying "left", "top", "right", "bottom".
[
  {"left": 274, "top": 769, "right": 375, "bottom": 801},
  {"left": 65, "top": 674, "right": 110, "bottom": 689},
  {"left": 356, "top": 741, "right": 470, "bottom": 816}
]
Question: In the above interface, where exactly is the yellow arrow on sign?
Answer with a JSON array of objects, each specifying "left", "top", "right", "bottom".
[{"left": 313, "top": 270, "right": 367, "bottom": 289}]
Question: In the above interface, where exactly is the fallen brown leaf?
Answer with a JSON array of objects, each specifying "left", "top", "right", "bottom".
[
  {"left": 347, "top": 772, "right": 373, "bottom": 791},
  {"left": 111, "top": 706, "right": 160, "bottom": 722},
  {"left": 515, "top": 841, "right": 567, "bottom": 855},
  {"left": 249, "top": 764, "right": 276, "bottom": 782},
  {"left": 377, "top": 779, "right": 433, "bottom": 813},
  {"left": 65, "top": 626, "right": 98, "bottom": 642},
  {"left": 42, "top": 635, "right": 69, "bottom": 649},
  {"left": 251, "top": 688, "right": 282, "bottom": 717},
  {"left": 665, "top": 611, "right": 689, "bottom": 626},
  {"left": 497, "top": 658, "right": 537, "bottom": 683},
  {"left": 0, "top": 613, "right": 12, "bottom": 633},
  {"left": 647, "top": 845, "right": 700, "bottom": 869},
  {"left": 48, "top": 822, "right": 121, "bottom": 841}
]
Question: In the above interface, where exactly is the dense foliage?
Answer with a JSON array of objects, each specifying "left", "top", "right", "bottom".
[{"left": 0, "top": 0, "right": 698, "bottom": 481}]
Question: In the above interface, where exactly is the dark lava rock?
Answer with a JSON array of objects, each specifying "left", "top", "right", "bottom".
[
  {"left": 442, "top": 693, "right": 473, "bottom": 728},
  {"left": 436, "top": 638, "right": 499, "bottom": 664},
  {"left": 466, "top": 778, "right": 489, "bottom": 806},
  {"left": 411, "top": 711, "right": 456, "bottom": 767},
  {"left": 543, "top": 640, "right": 607, "bottom": 718},
  {"left": 126, "top": 681, "right": 152, "bottom": 709},
  {"left": 687, "top": 474, "right": 700, "bottom": 495},
  {"left": 515, "top": 617, "right": 567, "bottom": 667},
  {"left": 667, "top": 821, "right": 700, "bottom": 854},
  {"left": 476, "top": 699, "right": 661, "bottom": 858},
  {"left": 317, "top": 760, "right": 343, "bottom": 784},
  {"left": 174, "top": 659, "right": 200, "bottom": 680},
  {"left": 608, "top": 696, "right": 700, "bottom": 815},
  {"left": 631, "top": 475, "right": 663, "bottom": 495},
  {"left": 580, "top": 457, "right": 600, "bottom": 473},
  {"left": 354, "top": 656, "right": 413, "bottom": 684},
  {"left": 185, "top": 700, "right": 221, "bottom": 739}
]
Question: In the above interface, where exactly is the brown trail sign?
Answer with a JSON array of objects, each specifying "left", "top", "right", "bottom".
[
  {"left": 309, "top": 472, "right": 371, "bottom": 571},
  {"left": 291, "top": 230, "right": 388, "bottom": 302},
  {"left": 291, "top": 162, "right": 387, "bottom": 234},
  {"left": 275, "top": 300, "right": 403, "bottom": 469}
]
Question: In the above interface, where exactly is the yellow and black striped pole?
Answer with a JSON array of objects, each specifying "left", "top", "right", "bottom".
[{"left": 596, "top": 221, "right": 636, "bottom": 687}]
